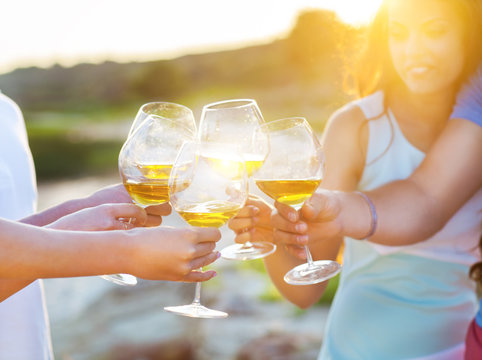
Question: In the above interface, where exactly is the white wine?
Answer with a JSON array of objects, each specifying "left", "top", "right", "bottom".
[
  {"left": 136, "top": 163, "right": 172, "bottom": 180},
  {"left": 244, "top": 158, "right": 264, "bottom": 177},
  {"left": 124, "top": 180, "right": 170, "bottom": 206},
  {"left": 255, "top": 179, "right": 321, "bottom": 207},
  {"left": 177, "top": 200, "right": 242, "bottom": 228}
]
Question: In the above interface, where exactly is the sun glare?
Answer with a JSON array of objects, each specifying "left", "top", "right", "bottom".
[{"left": 0, "top": 0, "right": 384, "bottom": 73}]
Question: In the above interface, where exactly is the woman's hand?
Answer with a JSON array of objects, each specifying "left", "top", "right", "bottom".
[
  {"left": 127, "top": 226, "right": 222, "bottom": 282},
  {"left": 46, "top": 203, "right": 149, "bottom": 231},
  {"left": 228, "top": 194, "right": 274, "bottom": 244},
  {"left": 85, "top": 183, "right": 172, "bottom": 227},
  {"left": 86, "top": 183, "right": 134, "bottom": 205},
  {"left": 271, "top": 190, "right": 343, "bottom": 259}
]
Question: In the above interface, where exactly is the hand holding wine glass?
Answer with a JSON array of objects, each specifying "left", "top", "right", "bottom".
[
  {"left": 164, "top": 141, "right": 248, "bottom": 318},
  {"left": 101, "top": 106, "right": 196, "bottom": 286},
  {"left": 253, "top": 117, "right": 341, "bottom": 285}
]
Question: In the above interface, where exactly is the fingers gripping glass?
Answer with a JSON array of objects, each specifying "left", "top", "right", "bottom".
[
  {"left": 101, "top": 103, "right": 196, "bottom": 286},
  {"left": 198, "top": 99, "right": 276, "bottom": 260},
  {"left": 253, "top": 117, "right": 341, "bottom": 285},
  {"left": 164, "top": 142, "right": 248, "bottom": 318}
]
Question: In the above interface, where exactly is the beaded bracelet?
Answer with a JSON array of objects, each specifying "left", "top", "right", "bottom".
[{"left": 354, "top": 191, "right": 378, "bottom": 239}]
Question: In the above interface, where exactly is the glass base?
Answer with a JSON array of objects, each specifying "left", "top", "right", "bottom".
[
  {"left": 164, "top": 303, "right": 228, "bottom": 319},
  {"left": 100, "top": 274, "right": 138, "bottom": 286},
  {"left": 221, "top": 242, "right": 276, "bottom": 261},
  {"left": 284, "top": 260, "right": 341, "bottom": 285}
]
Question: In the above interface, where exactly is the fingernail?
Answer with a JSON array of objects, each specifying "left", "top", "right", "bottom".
[
  {"left": 296, "top": 223, "right": 307, "bottom": 232},
  {"left": 297, "top": 235, "right": 309, "bottom": 244},
  {"left": 216, "top": 252, "right": 221, "bottom": 259},
  {"left": 253, "top": 207, "right": 260, "bottom": 215},
  {"left": 288, "top": 212, "right": 297, "bottom": 222},
  {"left": 211, "top": 271, "right": 217, "bottom": 277}
]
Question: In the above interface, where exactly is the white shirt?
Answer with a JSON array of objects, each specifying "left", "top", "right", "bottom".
[{"left": 0, "top": 93, "right": 53, "bottom": 359}]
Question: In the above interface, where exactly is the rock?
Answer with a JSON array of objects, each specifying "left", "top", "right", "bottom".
[
  {"left": 107, "top": 338, "right": 196, "bottom": 360},
  {"left": 235, "top": 332, "right": 320, "bottom": 360}
]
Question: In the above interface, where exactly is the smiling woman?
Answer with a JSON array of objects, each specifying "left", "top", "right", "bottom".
[{"left": 227, "top": 0, "right": 482, "bottom": 359}]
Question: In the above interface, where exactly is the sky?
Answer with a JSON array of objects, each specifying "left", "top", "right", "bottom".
[{"left": 0, "top": 0, "right": 382, "bottom": 74}]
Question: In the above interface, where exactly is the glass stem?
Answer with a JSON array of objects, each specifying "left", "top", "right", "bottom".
[
  {"left": 304, "top": 245, "right": 315, "bottom": 268},
  {"left": 192, "top": 282, "right": 202, "bottom": 305},
  {"left": 192, "top": 267, "right": 202, "bottom": 305}
]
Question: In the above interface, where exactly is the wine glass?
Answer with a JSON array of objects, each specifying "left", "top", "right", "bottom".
[
  {"left": 253, "top": 117, "right": 341, "bottom": 285},
  {"left": 198, "top": 99, "right": 275, "bottom": 261},
  {"left": 129, "top": 101, "right": 196, "bottom": 137},
  {"left": 164, "top": 141, "right": 248, "bottom": 318},
  {"left": 101, "top": 113, "right": 196, "bottom": 286}
]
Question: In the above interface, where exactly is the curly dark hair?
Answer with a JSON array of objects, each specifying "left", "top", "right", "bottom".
[{"left": 469, "top": 234, "right": 482, "bottom": 286}]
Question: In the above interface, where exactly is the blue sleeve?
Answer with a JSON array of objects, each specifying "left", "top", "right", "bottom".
[
  {"left": 476, "top": 298, "right": 482, "bottom": 328},
  {"left": 450, "top": 65, "right": 482, "bottom": 127}
]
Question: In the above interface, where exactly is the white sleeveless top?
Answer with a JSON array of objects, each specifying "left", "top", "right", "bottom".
[
  {"left": 319, "top": 91, "right": 481, "bottom": 360},
  {"left": 0, "top": 93, "right": 54, "bottom": 360}
]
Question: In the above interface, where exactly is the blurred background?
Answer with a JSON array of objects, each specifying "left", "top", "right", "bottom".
[{"left": 1, "top": 0, "right": 381, "bottom": 359}]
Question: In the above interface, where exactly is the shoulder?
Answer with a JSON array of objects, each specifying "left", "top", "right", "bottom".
[
  {"left": 325, "top": 101, "right": 366, "bottom": 134},
  {"left": 321, "top": 99, "right": 370, "bottom": 190},
  {"left": 323, "top": 99, "right": 369, "bottom": 153},
  {"left": 324, "top": 90, "right": 385, "bottom": 134}
]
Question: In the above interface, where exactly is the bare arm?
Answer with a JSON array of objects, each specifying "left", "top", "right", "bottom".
[
  {"left": 20, "top": 184, "right": 133, "bottom": 227},
  {"left": 368, "top": 118, "right": 482, "bottom": 244},
  {"left": 0, "top": 217, "right": 221, "bottom": 302},
  {"left": 2, "top": 190, "right": 171, "bottom": 300},
  {"left": 301, "top": 118, "right": 482, "bottom": 245}
]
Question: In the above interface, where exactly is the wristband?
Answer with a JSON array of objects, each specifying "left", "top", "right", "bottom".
[{"left": 354, "top": 191, "right": 378, "bottom": 239}]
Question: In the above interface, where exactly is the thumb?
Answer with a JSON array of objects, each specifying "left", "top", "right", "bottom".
[{"left": 301, "top": 190, "right": 340, "bottom": 221}]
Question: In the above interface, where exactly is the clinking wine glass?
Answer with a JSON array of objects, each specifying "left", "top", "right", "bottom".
[
  {"left": 129, "top": 101, "right": 196, "bottom": 137},
  {"left": 253, "top": 117, "right": 341, "bottom": 285},
  {"left": 100, "top": 112, "right": 196, "bottom": 286},
  {"left": 164, "top": 141, "right": 248, "bottom": 318},
  {"left": 198, "top": 99, "right": 275, "bottom": 261}
]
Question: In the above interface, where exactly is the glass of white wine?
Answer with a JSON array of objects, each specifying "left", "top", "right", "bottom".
[
  {"left": 254, "top": 117, "right": 341, "bottom": 285},
  {"left": 101, "top": 112, "right": 196, "bottom": 286},
  {"left": 198, "top": 99, "right": 275, "bottom": 261},
  {"left": 164, "top": 141, "right": 248, "bottom": 318}
]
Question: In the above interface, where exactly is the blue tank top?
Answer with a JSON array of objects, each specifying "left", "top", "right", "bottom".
[{"left": 319, "top": 91, "right": 481, "bottom": 360}]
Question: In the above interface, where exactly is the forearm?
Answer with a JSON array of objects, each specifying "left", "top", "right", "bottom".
[
  {"left": 336, "top": 184, "right": 440, "bottom": 244},
  {"left": 0, "top": 218, "right": 132, "bottom": 279},
  {"left": 367, "top": 180, "right": 443, "bottom": 244},
  {"left": 20, "top": 183, "right": 133, "bottom": 227},
  {"left": 21, "top": 197, "right": 94, "bottom": 227}
]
